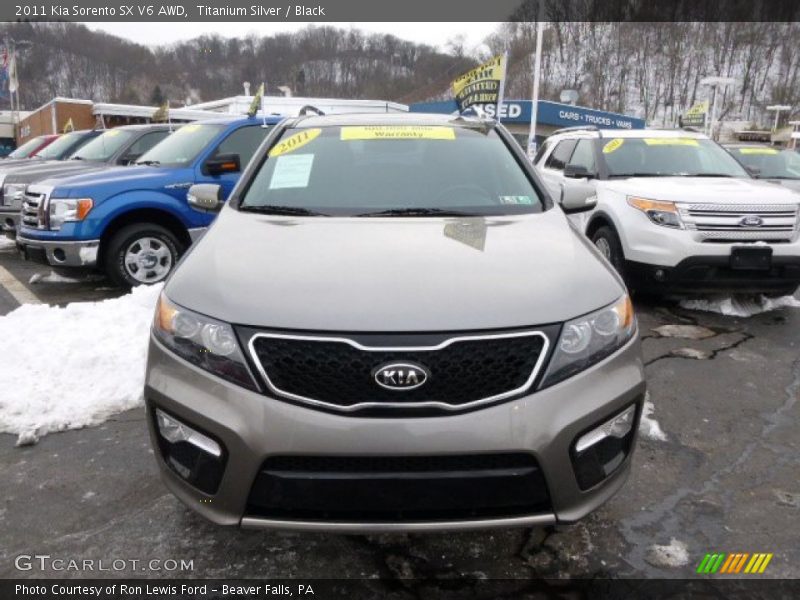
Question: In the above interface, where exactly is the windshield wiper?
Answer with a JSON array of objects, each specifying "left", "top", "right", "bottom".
[
  {"left": 240, "top": 205, "right": 329, "bottom": 216},
  {"left": 355, "top": 207, "right": 478, "bottom": 217},
  {"left": 607, "top": 172, "right": 666, "bottom": 178},
  {"left": 686, "top": 173, "right": 735, "bottom": 178},
  {"left": 71, "top": 156, "right": 84, "bottom": 161},
  {"left": 136, "top": 159, "right": 161, "bottom": 166},
  {"left": 764, "top": 175, "right": 800, "bottom": 180}
]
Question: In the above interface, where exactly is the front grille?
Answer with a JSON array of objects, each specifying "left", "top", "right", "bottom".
[
  {"left": 246, "top": 330, "right": 550, "bottom": 412},
  {"left": 246, "top": 453, "right": 551, "bottom": 522},
  {"left": 21, "top": 190, "right": 46, "bottom": 228},
  {"left": 678, "top": 203, "right": 799, "bottom": 242}
]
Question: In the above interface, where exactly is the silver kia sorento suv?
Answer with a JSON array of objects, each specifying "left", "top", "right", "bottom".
[{"left": 145, "top": 113, "right": 646, "bottom": 532}]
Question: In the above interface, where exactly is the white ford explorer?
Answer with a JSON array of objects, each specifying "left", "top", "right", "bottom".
[{"left": 535, "top": 127, "right": 800, "bottom": 296}]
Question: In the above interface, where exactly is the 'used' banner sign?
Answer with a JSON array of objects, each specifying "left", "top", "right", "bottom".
[{"left": 452, "top": 54, "right": 507, "bottom": 113}]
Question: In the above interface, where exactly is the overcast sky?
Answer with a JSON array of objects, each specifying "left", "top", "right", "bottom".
[{"left": 88, "top": 22, "right": 499, "bottom": 54}]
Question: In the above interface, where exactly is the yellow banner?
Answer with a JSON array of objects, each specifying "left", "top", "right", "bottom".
[
  {"left": 685, "top": 101, "right": 709, "bottom": 116},
  {"left": 452, "top": 54, "right": 506, "bottom": 112},
  {"left": 643, "top": 138, "right": 699, "bottom": 147},
  {"left": 738, "top": 147, "right": 778, "bottom": 155},
  {"left": 340, "top": 126, "right": 455, "bottom": 141}
]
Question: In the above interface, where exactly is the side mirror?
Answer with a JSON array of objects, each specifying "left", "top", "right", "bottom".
[
  {"left": 187, "top": 184, "right": 223, "bottom": 213},
  {"left": 560, "top": 180, "right": 597, "bottom": 214},
  {"left": 118, "top": 153, "right": 141, "bottom": 166},
  {"left": 745, "top": 165, "right": 761, "bottom": 178},
  {"left": 563, "top": 163, "right": 594, "bottom": 179},
  {"left": 204, "top": 153, "right": 241, "bottom": 176}
]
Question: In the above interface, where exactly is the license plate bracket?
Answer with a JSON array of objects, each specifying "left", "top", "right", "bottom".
[{"left": 730, "top": 246, "right": 772, "bottom": 271}]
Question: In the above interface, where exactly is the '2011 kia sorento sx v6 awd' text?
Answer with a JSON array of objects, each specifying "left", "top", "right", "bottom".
[{"left": 145, "top": 113, "right": 647, "bottom": 532}]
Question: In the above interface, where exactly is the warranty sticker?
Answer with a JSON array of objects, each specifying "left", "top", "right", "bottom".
[
  {"left": 738, "top": 147, "right": 779, "bottom": 155},
  {"left": 269, "top": 128, "right": 322, "bottom": 157},
  {"left": 341, "top": 126, "right": 456, "bottom": 141},
  {"left": 643, "top": 138, "right": 699, "bottom": 146},
  {"left": 603, "top": 138, "right": 624, "bottom": 154}
]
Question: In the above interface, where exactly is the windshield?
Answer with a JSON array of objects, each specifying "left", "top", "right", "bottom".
[
  {"left": 8, "top": 136, "right": 47, "bottom": 159},
  {"left": 600, "top": 137, "right": 749, "bottom": 178},
  {"left": 136, "top": 124, "right": 223, "bottom": 166},
  {"left": 239, "top": 125, "right": 544, "bottom": 216},
  {"left": 36, "top": 132, "right": 88, "bottom": 160},
  {"left": 727, "top": 147, "right": 800, "bottom": 180},
  {"left": 71, "top": 129, "right": 136, "bottom": 161}
]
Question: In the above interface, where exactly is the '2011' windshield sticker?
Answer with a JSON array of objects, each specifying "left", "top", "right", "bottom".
[
  {"left": 340, "top": 126, "right": 456, "bottom": 141},
  {"left": 176, "top": 124, "right": 201, "bottom": 134},
  {"left": 268, "top": 154, "right": 315, "bottom": 189},
  {"left": 739, "top": 147, "right": 779, "bottom": 155},
  {"left": 643, "top": 138, "right": 699, "bottom": 147},
  {"left": 499, "top": 195, "right": 534, "bottom": 205},
  {"left": 603, "top": 138, "right": 624, "bottom": 154},
  {"left": 268, "top": 128, "right": 322, "bottom": 157}
]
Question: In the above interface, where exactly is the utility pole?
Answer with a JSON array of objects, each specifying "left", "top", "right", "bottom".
[
  {"left": 526, "top": 20, "right": 544, "bottom": 160},
  {"left": 766, "top": 105, "right": 792, "bottom": 132}
]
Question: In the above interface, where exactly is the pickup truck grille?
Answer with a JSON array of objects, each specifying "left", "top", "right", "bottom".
[
  {"left": 21, "top": 190, "right": 46, "bottom": 229},
  {"left": 677, "top": 203, "right": 800, "bottom": 242},
  {"left": 245, "top": 329, "right": 552, "bottom": 413}
]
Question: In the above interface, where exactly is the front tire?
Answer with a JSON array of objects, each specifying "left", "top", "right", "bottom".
[
  {"left": 591, "top": 225, "right": 625, "bottom": 275},
  {"left": 104, "top": 223, "right": 183, "bottom": 288}
]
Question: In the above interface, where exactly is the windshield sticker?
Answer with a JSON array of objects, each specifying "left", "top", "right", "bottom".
[
  {"left": 499, "top": 195, "right": 533, "bottom": 205},
  {"left": 738, "top": 147, "right": 779, "bottom": 155},
  {"left": 176, "top": 124, "right": 201, "bottom": 134},
  {"left": 269, "top": 154, "right": 315, "bottom": 189},
  {"left": 603, "top": 138, "right": 624, "bottom": 154},
  {"left": 269, "top": 128, "right": 322, "bottom": 157},
  {"left": 643, "top": 138, "right": 699, "bottom": 147},
  {"left": 340, "top": 126, "right": 456, "bottom": 141},
  {"left": 102, "top": 130, "right": 121, "bottom": 137}
]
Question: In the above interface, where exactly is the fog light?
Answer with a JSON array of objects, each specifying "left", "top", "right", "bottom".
[
  {"left": 156, "top": 409, "right": 221, "bottom": 457},
  {"left": 575, "top": 405, "right": 635, "bottom": 453},
  {"left": 572, "top": 403, "right": 638, "bottom": 490}
]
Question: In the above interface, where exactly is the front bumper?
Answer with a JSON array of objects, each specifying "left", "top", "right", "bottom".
[
  {"left": 145, "top": 334, "right": 646, "bottom": 532},
  {"left": 16, "top": 234, "right": 100, "bottom": 268}
]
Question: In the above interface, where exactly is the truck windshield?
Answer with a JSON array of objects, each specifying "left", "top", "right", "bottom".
[
  {"left": 136, "top": 124, "right": 224, "bottom": 167},
  {"left": 7, "top": 136, "right": 46, "bottom": 159},
  {"left": 727, "top": 147, "right": 800, "bottom": 180},
  {"left": 71, "top": 129, "right": 136, "bottom": 161},
  {"left": 601, "top": 137, "right": 749, "bottom": 178},
  {"left": 36, "top": 132, "right": 87, "bottom": 160},
  {"left": 239, "top": 125, "right": 544, "bottom": 216}
]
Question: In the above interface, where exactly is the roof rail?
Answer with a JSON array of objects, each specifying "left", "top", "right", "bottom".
[
  {"left": 550, "top": 125, "right": 603, "bottom": 138},
  {"left": 298, "top": 105, "right": 325, "bottom": 116}
]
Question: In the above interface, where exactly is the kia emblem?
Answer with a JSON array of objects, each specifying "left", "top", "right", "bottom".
[{"left": 373, "top": 362, "right": 429, "bottom": 391}]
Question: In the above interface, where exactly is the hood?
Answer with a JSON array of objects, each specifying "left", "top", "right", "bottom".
[
  {"left": 5, "top": 159, "right": 110, "bottom": 184},
  {"left": 166, "top": 208, "right": 625, "bottom": 332},
  {"left": 0, "top": 157, "right": 49, "bottom": 176},
  {"left": 601, "top": 176, "right": 800, "bottom": 204},
  {"left": 39, "top": 165, "right": 179, "bottom": 198},
  {"left": 765, "top": 178, "right": 800, "bottom": 193}
]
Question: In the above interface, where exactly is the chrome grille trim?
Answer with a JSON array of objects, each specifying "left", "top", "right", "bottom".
[
  {"left": 247, "top": 330, "right": 551, "bottom": 413},
  {"left": 677, "top": 202, "right": 799, "bottom": 242},
  {"left": 21, "top": 185, "right": 53, "bottom": 229}
]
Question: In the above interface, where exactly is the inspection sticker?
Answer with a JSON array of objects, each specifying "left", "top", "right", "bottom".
[
  {"left": 643, "top": 138, "right": 699, "bottom": 146},
  {"left": 738, "top": 147, "right": 779, "bottom": 155},
  {"left": 269, "top": 128, "right": 322, "bottom": 157},
  {"left": 341, "top": 126, "right": 456, "bottom": 141},
  {"left": 269, "top": 154, "right": 314, "bottom": 189},
  {"left": 603, "top": 138, "right": 624, "bottom": 154}
]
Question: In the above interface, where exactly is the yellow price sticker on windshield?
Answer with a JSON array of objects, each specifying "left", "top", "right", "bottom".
[
  {"left": 269, "top": 128, "right": 321, "bottom": 157},
  {"left": 643, "top": 138, "right": 699, "bottom": 147},
  {"left": 739, "top": 147, "right": 778, "bottom": 155},
  {"left": 175, "top": 124, "right": 201, "bottom": 134},
  {"left": 603, "top": 138, "right": 624, "bottom": 154},
  {"left": 102, "top": 130, "right": 121, "bottom": 137},
  {"left": 341, "top": 126, "right": 456, "bottom": 141}
]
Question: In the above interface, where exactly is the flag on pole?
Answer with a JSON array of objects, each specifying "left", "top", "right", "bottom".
[
  {"left": 8, "top": 50, "right": 18, "bottom": 94},
  {"left": 151, "top": 100, "right": 169, "bottom": 123},
  {"left": 247, "top": 83, "right": 264, "bottom": 117},
  {"left": 682, "top": 100, "right": 709, "bottom": 128},
  {"left": 63, "top": 117, "right": 74, "bottom": 133},
  {"left": 451, "top": 54, "right": 508, "bottom": 114}
]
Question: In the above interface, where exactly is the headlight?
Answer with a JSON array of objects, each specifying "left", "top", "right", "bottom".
[
  {"left": 3, "top": 183, "right": 26, "bottom": 207},
  {"left": 627, "top": 196, "right": 682, "bottom": 228},
  {"left": 540, "top": 295, "right": 636, "bottom": 388},
  {"left": 48, "top": 197, "right": 93, "bottom": 230},
  {"left": 153, "top": 292, "right": 258, "bottom": 391}
]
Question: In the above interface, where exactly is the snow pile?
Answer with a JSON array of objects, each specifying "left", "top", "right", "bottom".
[
  {"left": 639, "top": 393, "right": 667, "bottom": 442},
  {"left": 680, "top": 294, "right": 800, "bottom": 318},
  {"left": 646, "top": 539, "right": 690, "bottom": 568},
  {"left": 0, "top": 236, "right": 16, "bottom": 251},
  {"left": 0, "top": 284, "right": 162, "bottom": 446}
]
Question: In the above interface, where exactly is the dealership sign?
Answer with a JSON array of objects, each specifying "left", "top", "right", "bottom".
[{"left": 411, "top": 99, "right": 645, "bottom": 130}]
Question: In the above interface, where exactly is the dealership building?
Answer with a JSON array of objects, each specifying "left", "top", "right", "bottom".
[{"left": 410, "top": 99, "right": 646, "bottom": 148}]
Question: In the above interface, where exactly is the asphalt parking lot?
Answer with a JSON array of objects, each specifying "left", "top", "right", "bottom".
[{"left": 1, "top": 237, "right": 798, "bottom": 588}]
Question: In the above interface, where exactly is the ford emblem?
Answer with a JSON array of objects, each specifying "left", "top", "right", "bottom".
[
  {"left": 739, "top": 215, "right": 763, "bottom": 227},
  {"left": 373, "top": 362, "right": 429, "bottom": 391}
]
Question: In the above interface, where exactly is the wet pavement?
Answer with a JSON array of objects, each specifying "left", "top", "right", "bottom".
[{"left": 1, "top": 240, "right": 798, "bottom": 586}]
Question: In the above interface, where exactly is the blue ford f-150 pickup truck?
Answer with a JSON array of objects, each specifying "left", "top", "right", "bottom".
[{"left": 16, "top": 116, "right": 282, "bottom": 287}]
